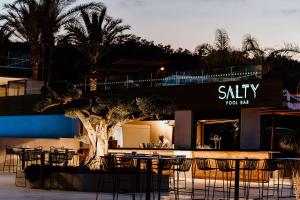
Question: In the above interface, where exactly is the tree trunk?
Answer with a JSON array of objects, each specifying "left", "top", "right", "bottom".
[
  {"left": 95, "top": 122, "right": 108, "bottom": 157},
  {"left": 95, "top": 136, "right": 107, "bottom": 156},
  {"left": 30, "top": 48, "right": 40, "bottom": 80},
  {"left": 74, "top": 111, "right": 111, "bottom": 168}
]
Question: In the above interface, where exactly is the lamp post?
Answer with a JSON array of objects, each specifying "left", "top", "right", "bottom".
[
  {"left": 153, "top": 66, "right": 165, "bottom": 87},
  {"left": 156, "top": 66, "right": 165, "bottom": 77}
]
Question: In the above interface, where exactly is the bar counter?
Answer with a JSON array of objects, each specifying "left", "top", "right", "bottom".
[{"left": 108, "top": 148, "right": 278, "bottom": 159}]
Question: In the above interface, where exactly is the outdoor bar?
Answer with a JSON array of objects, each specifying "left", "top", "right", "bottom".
[
  {"left": 101, "top": 78, "right": 298, "bottom": 199},
  {"left": 108, "top": 79, "right": 283, "bottom": 156},
  {"left": 0, "top": 77, "right": 298, "bottom": 200}
]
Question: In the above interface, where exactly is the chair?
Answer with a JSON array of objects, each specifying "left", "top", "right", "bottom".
[
  {"left": 215, "top": 159, "right": 235, "bottom": 200},
  {"left": 240, "top": 159, "right": 259, "bottom": 199},
  {"left": 278, "top": 159, "right": 296, "bottom": 198},
  {"left": 258, "top": 159, "right": 283, "bottom": 199},
  {"left": 48, "top": 152, "right": 66, "bottom": 166},
  {"left": 156, "top": 157, "right": 175, "bottom": 199},
  {"left": 18, "top": 150, "right": 41, "bottom": 169},
  {"left": 193, "top": 158, "right": 217, "bottom": 199},
  {"left": 3, "top": 145, "right": 22, "bottom": 173},
  {"left": 16, "top": 150, "right": 41, "bottom": 187},
  {"left": 173, "top": 158, "right": 193, "bottom": 199},
  {"left": 97, "top": 155, "right": 137, "bottom": 200},
  {"left": 66, "top": 150, "right": 77, "bottom": 166}
]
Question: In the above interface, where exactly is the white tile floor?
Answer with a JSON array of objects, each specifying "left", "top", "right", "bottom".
[{"left": 0, "top": 173, "right": 296, "bottom": 200}]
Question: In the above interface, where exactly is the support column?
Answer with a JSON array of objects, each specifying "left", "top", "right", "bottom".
[
  {"left": 196, "top": 122, "right": 204, "bottom": 146},
  {"left": 174, "top": 110, "right": 194, "bottom": 149},
  {"left": 240, "top": 108, "right": 261, "bottom": 150}
]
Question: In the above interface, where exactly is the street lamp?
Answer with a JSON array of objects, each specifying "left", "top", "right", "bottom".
[
  {"left": 150, "top": 66, "right": 165, "bottom": 87},
  {"left": 156, "top": 66, "right": 165, "bottom": 77}
]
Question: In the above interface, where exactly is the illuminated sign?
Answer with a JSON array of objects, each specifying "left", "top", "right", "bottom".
[{"left": 218, "top": 83, "right": 260, "bottom": 106}]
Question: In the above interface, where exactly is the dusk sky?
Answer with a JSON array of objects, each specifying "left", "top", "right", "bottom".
[{"left": 2, "top": 0, "right": 300, "bottom": 52}]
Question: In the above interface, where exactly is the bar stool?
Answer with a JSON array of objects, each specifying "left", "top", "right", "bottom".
[
  {"left": 193, "top": 158, "right": 217, "bottom": 199},
  {"left": 240, "top": 159, "right": 259, "bottom": 199},
  {"left": 215, "top": 159, "right": 235, "bottom": 200},
  {"left": 173, "top": 158, "right": 193, "bottom": 199},
  {"left": 279, "top": 159, "right": 296, "bottom": 198},
  {"left": 115, "top": 156, "right": 137, "bottom": 199},
  {"left": 97, "top": 155, "right": 119, "bottom": 200},
  {"left": 258, "top": 159, "right": 282, "bottom": 199},
  {"left": 138, "top": 156, "right": 156, "bottom": 200},
  {"left": 97, "top": 155, "right": 137, "bottom": 200},
  {"left": 16, "top": 150, "right": 41, "bottom": 187},
  {"left": 3, "top": 145, "right": 21, "bottom": 173},
  {"left": 155, "top": 157, "right": 175, "bottom": 199}
]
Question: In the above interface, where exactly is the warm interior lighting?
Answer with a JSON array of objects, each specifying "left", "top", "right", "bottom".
[{"left": 160, "top": 66, "right": 165, "bottom": 71}]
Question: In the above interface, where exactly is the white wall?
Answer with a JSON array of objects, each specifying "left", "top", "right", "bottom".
[{"left": 122, "top": 124, "right": 150, "bottom": 148}]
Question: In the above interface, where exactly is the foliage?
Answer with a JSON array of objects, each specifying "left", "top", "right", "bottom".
[
  {"left": 35, "top": 83, "right": 175, "bottom": 162},
  {"left": 64, "top": 7, "right": 130, "bottom": 73},
  {"left": 292, "top": 162, "right": 300, "bottom": 200},
  {"left": 194, "top": 28, "right": 300, "bottom": 70},
  {"left": 0, "top": 0, "right": 103, "bottom": 81},
  {"left": 136, "top": 96, "right": 175, "bottom": 119},
  {"left": 0, "top": 0, "right": 42, "bottom": 80}
]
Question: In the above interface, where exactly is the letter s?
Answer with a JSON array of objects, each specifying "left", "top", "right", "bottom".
[{"left": 218, "top": 86, "right": 226, "bottom": 99}]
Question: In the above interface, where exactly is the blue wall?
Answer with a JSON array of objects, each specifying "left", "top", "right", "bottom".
[{"left": 0, "top": 115, "right": 79, "bottom": 138}]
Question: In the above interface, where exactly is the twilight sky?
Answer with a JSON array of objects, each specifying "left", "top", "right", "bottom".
[{"left": 2, "top": 0, "right": 300, "bottom": 51}]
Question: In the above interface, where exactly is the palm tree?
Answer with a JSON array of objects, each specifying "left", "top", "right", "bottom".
[
  {"left": 37, "top": 0, "right": 104, "bottom": 82},
  {"left": 0, "top": 26, "right": 12, "bottom": 66},
  {"left": 214, "top": 28, "right": 230, "bottom": 52},
  {"left": 194, "top": 29, "right": 235, "bottom": 68},
  {"left": 0, "top": 1, "right": 42, "bottom": 80},
  {"left": 0, "top": 0, "right": 103, "bottom": 81},
  {"left": 64, "top": 7, "right": 130, "bottom": 90}
]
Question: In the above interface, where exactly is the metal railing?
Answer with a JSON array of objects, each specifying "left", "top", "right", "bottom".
[{"left": 77, "top": 65, "right": 262, "bottom": 91}]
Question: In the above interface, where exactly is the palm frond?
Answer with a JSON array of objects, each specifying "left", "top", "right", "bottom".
[{"left": 215, "top": 28, "right": 230, "bottom": 51}]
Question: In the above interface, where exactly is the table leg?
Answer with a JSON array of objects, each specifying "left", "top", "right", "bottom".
[
  {"left": 21, "top": 150, "right": 25, "bottom": 170},
  {"left": 40, "top": 152, "right": 45, "bottom": 188},
  {"left": 158, "top": 159, "right": 163, "bottom": 200},
  {"left": 146, "top": 159, "right": 152, "bottom": 200},
  {"left": 64, "top": 149, "right": 68, "bottom": 166},
  {"left": 234, "top": 160, "right": 240, "bottom": 200},
  {"left": 136, "top": 159, "right": 141, "bottom": 192}
]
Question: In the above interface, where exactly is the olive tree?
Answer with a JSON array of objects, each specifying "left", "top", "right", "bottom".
[{"left": 35, "top": 84, "right": 175, "bottom": 167}]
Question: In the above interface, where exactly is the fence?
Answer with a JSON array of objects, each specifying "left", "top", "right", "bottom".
[{"left": 77, "top": 65, "right": 262, "bottom": 91}]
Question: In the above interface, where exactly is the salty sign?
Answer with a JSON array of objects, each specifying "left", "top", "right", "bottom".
[{"left": 218, "top": 83, "right": 260, "bottom": 106}]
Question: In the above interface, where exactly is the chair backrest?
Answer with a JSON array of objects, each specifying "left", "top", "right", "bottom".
[
  {"left": 216, "top": 159, "right": 234, "bottom": 171},
  {"left": 195, "top": 158, "right": 211, "bottom": 170},
  {"left": 5, "top": 145, "right": 13, "bottom": 154},
  {"left": 117, "top": 157, "right": 136, "bottom": 168},
  {"left": 19, "top": 150, "right": 40, "bottom": 161},
  {"left": 50, "top": 152, "right": 66, "bottom": 164},
  {"left": 101, "top": 155, "right": 117, "bottom": 171},
  {"left": 160, "top": 159, "right": 174, "bottom": 170},
  {"left": 242, "top": 159, "right": 259, "bottom": 170},
  {"left": 262, "top": 159, "right": 281, "bottom": 171},
  {"left": 67, "top": 151, "right": 76, "bottom": 160},
  {"left": 5, "top": 145, "right": 21, "bottom": 155},
  {"left": 177, "top": 158, "right": 193, "bottom": 171}
]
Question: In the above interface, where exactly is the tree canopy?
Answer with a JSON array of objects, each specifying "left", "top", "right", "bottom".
[{"left": 35, "top": 83, "right": 175, "bottom": 165}]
